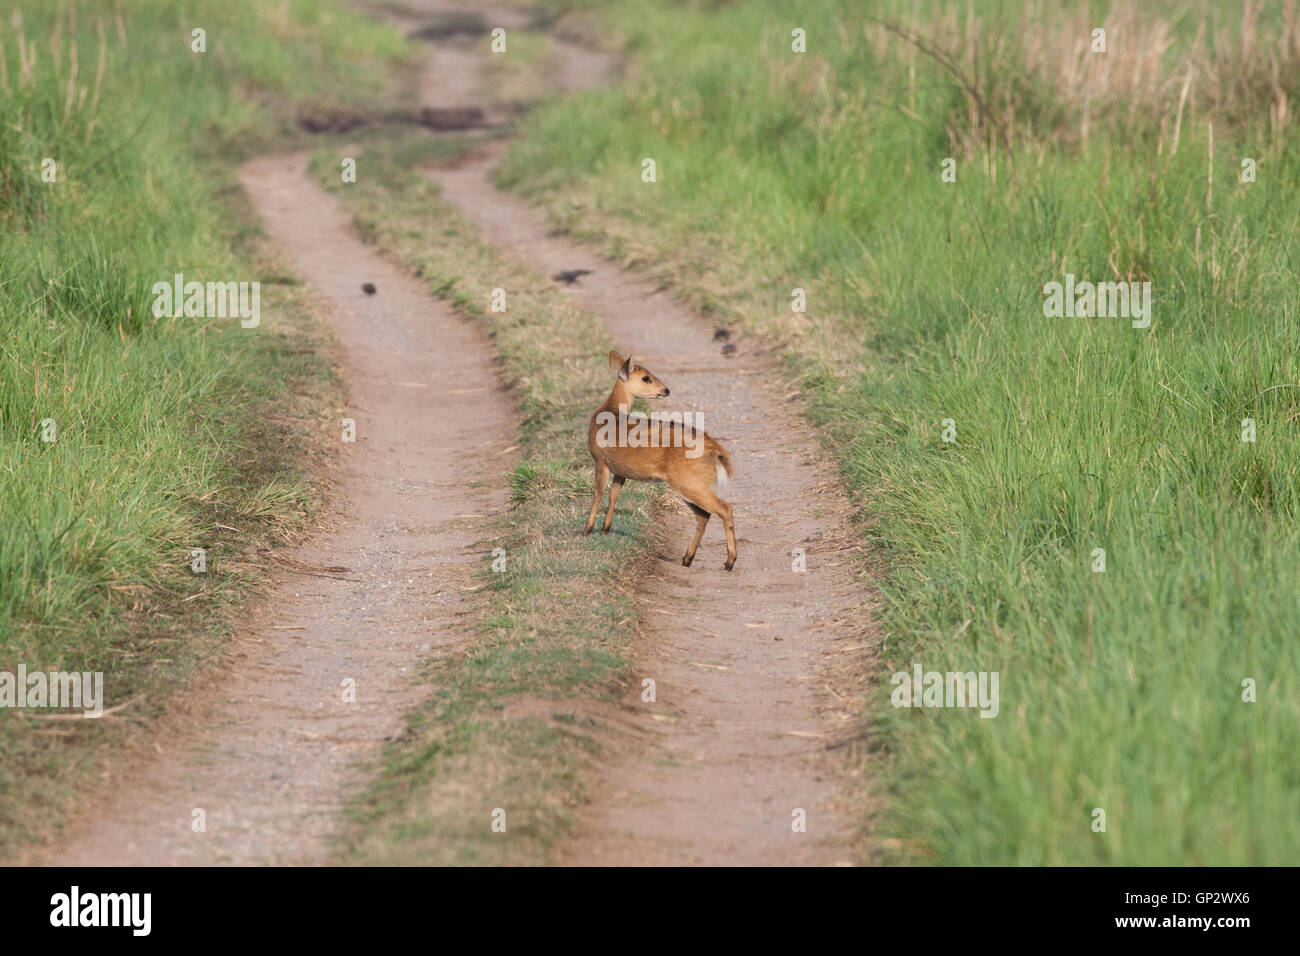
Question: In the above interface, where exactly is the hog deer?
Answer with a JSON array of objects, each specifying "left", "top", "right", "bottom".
[{"left": 585, "top": 351, "right": 737, "bottom": 570}]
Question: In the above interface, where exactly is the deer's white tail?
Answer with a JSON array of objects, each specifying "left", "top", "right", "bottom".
[{"left": 714, "top": 449, "right": 734, "bottom": 490}]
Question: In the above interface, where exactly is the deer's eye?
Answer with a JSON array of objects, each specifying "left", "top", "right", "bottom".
[{"left": 642, "top": 376, "right": 651, "bottom": 383}]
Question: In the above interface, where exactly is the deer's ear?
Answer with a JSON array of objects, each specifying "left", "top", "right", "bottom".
[
  {"left": 618, "top": 355, "right": 633, "bottom": 382},
  {"left": 608, "top": 351, "right": 626, "bottom": 375}
]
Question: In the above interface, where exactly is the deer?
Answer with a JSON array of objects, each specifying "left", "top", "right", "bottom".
[{"left": 585, "top": 351, "right": 737, "bottom": 570}]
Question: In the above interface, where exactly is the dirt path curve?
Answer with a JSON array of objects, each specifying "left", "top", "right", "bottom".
[
  {"left": 39, "top": 156, "right": 515, "bottom": 865},
  {"left": 404, "top": 1, "right": 871, "bottom": 864}
]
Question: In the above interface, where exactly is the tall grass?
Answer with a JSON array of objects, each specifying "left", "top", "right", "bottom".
[
  {"left": 503, "top": 0, "right": 1300, "bottom": 863},
  {"left": 0, "top": 0, "right": 403, "bottom": 856}
]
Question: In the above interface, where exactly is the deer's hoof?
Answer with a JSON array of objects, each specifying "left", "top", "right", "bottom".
[
  {"left": 724, "top": 559, "right": 735, "bottom": 571},
  {"left": 681, "top": 556, "right": 693, "bottom": 567}
]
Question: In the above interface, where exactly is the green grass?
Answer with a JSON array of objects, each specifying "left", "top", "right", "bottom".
[
  {"left": 308, "top": 129, "right": 658, "bottom": 864},
  {"left": 499, "top": 0, "right": 1300, "bottom": 864},
  {"left": 0, "top": 0, "right": 404, "bottom": 858},
  {"left": 481, "top": 30, "right": 559, "bottom": 111}
]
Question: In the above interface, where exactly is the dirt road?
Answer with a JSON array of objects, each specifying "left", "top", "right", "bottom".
[
  {"left": 410, "top": 1, "right": 871, "bottom": 864},
  {"left": 37, "top": 0, "right": 872, "bottom": 866},
  {"left": 39, "top": 152, "right": 516, "bottom": 865}
]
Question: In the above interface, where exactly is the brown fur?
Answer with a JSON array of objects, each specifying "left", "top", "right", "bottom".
[{"left": 585, "top": 351, "right": 737, "bottom": 570}]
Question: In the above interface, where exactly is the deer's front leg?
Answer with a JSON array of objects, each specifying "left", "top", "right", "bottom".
[{"left": 584, "top": 460, "right": 609, "bottom": 535}]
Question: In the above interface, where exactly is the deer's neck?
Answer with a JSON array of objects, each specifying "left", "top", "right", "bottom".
[{"left": 602, "top": 379, "right": 632, "bottom": 414}]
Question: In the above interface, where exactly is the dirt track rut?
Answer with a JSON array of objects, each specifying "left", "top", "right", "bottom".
[{"left": 40, "top": 153, "right": 515, "bottom": 866}]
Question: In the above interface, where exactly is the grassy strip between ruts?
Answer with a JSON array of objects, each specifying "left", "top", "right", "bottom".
[
  {"left": 0, "top": 0, "right": 405, "bottom": 861},
  {"left": 497, "top": 0, "right": 1300, "bottom": 864},
  {"left": 308, "top": 129, "right": 657, "bottom": 865}
]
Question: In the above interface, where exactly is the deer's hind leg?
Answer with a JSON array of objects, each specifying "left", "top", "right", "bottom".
[
  {"left": 682, "top": 502, "right": 710, "bottom": 567},
  {"left": 683, "top": 489, "right": 736, "bottom": 570},
  {"left": 602, "top": 475, "right": 627, "bottom": 532}
]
